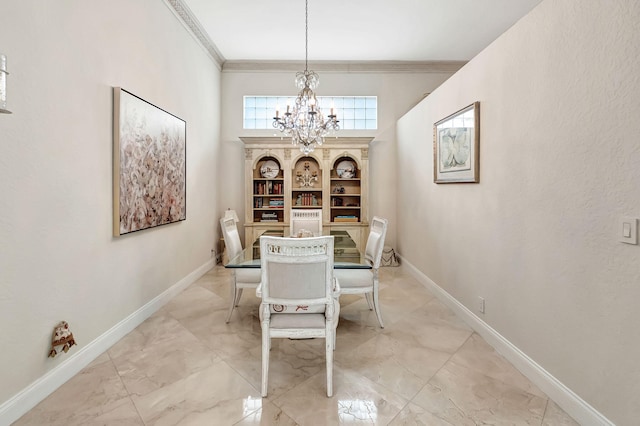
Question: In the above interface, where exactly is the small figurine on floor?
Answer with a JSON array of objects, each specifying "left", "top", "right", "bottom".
[{"left": 48, "top": 321, "right": 76, "bottom": 358}]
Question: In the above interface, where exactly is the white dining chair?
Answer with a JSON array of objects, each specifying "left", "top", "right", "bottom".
[
  {"left": 334, "top": 216, "right": 388, "bottom": 328},
  {"left": 258, "top": 235, "right": 340, "bottom": 397},
  {"left": 220, "top": 216, "right": 261, "bottom": 323},
  {"left": 290, "top": 209, "right": 323, "bottom": 237}
]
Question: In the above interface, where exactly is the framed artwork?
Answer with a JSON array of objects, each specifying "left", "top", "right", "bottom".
[
  {"left": 433, "top": 102, "right": 480, "bottom": 183},
  {"left": 113, "top": 87, "right": 186, "bottom": 236}
]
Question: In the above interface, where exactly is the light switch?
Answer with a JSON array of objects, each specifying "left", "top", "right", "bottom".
[{"left": 619, "top": 217, "right": 638, "bottom": 245}]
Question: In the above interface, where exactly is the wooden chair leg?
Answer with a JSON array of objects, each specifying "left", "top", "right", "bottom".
[
  {"left": 326, "top": 331, "right": 333, "bottom": 397},
  {"left": 261, "top": 326, "right": 270, "bottom": 397}
]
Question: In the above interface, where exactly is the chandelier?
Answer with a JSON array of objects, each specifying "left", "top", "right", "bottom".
[{"left": 273, "top": 0, "right": 339, "bottom": 155}]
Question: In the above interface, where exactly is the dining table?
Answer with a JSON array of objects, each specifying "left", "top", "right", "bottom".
[{"left": 224, "top": 230, "right": 372, "bottom": 270}]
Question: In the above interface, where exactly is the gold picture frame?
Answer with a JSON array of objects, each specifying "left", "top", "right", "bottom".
[{"left": 433, "top": 102, "right": 480, "bottom": 183}]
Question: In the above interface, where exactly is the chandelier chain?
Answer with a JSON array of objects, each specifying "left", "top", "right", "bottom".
[{"left": 305, "top": 0, "right": 309, "bottom": 71}]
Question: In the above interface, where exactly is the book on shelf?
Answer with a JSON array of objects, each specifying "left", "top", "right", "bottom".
[
  {"left": 268, "top": 198, "right": 284, "bottom": 208},
  {"left": 334, "top": 215, "right": 358, "bottom": 222},
  {"left": 261, "top": 212, "right": 279, "bottom": 222}
]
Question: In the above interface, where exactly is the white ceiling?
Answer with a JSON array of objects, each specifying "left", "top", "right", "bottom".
[{"left": 180, "top": 0, "right": 542, "bottom": 63}]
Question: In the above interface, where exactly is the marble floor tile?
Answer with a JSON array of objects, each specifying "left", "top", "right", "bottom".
[
  {"left": 449, "top": 332, "right": 546, "bottom": 398},
  {"left": 411, "top": 361, "right": 547, "bottom": 425},
  {"left": 234, "top": 399, "right": 299, "bottom": 425},
  {"left": 388, "top": 402, "right": 457, "bottom": 426},
  {"left": 336, "top": 333, "right": 451, "bottom": 400},
  {"left": 14, "top": 357, "right": 135, "bottom": 426},
  {"left": 14, "top": 265, "right": 579, "bottom": 426},
  {"left": 131, "top": 361, "right": 262, "bottom": 425},
  {"left": 272, "top": 367, "right": 408, "bottom": 425},
  {"left": 542, "top": 400, "right": 580, "bottom": 426},
  {"left": 227, "top": 338, "right": 328, "bottom": 399},
  {"left": 382, "top": 299, "right": 474, "bottom": 355}
]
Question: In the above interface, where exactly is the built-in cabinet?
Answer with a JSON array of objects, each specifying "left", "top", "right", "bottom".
[{"left": 241, "top": 137, "right": 372, "bottom": 251}]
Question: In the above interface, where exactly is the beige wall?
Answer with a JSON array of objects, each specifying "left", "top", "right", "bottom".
[
  {"left": 397, "top": 0, "right": 640, "bottom": 424},
  {"left": 220, "top": 70, "right": 458, "bottom": 248},
  {"left": 0, "top": 0, "right": 221, "bottom": 413}
]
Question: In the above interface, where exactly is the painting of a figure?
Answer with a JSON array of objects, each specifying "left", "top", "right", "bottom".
[
  {"left": 434, "top": 102, "right": 479, "bottom": 183},
  {"left": 113, "top": 88, "right": 186, "bottom": 236},
  {"left": 439, "top": 127, "right": 471, "bottom": 170}
]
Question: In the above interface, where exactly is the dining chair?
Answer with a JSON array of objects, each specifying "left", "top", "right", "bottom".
[
  {"left": 334, "top": 216, "right": 388, "bottom": 328},
  {"left": 290, "top": 209, "right": 323, "bottom": 237},
  {"left": 258, "top": 235, "right": 340, "bottom": 397},
  {"left": 220, "top": 216, "right": 261, "bottom": 323}
]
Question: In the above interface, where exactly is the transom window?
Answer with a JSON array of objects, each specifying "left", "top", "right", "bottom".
[{"left": 243, "top": 96, "right": 377, "bottom": 130}]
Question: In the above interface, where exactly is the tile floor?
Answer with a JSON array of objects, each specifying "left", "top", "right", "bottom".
[{"left": 15, "top": 265, "right": 579, "bottom": 425}]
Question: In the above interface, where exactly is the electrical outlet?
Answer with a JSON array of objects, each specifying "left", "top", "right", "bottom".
[
  {"left": 478, "top": 297, "right": 485, "bottom": 314},
  {"left": 211, "top": 249, "right": 216, "bottom": 258}
]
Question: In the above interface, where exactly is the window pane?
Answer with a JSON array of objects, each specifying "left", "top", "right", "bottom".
[
  {"left": 266, "top": 97, "right": 277, "bottom": 109},
  {"left": 244, "top": 96, "right": 376, "bottom": 130}
]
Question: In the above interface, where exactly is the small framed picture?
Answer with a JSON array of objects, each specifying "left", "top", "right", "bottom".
[{"left": 433, "top": 102, "right": 480, "bottom": 183}]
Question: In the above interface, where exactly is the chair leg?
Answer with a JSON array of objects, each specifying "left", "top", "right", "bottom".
[
  {"left": 364, "top": 293, "right": 374, "bottom": 310},
  {"left": 235, "top": 288, "right": 244, "bottom": 306},
  {"left": 225, "top": 280, "right": 237, "bottom": 323},
  {"left": 372, "top": 289, "right": 384, "bottom": 328},
  {"left": 326, "top": 332, "right": 333, "bottom": 397},
  {"left": 261, "top": 329, "right": 270, "bottom": 397}
]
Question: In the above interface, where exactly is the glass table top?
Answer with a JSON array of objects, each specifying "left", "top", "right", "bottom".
[{"left": 224, "top": 230, "right": 371, "bottom": 269}]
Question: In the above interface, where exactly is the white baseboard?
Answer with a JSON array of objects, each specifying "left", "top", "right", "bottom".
[
  {"left": 398, "top": 255, "right": 613, "bottom": 426},
  {"left": 0, "top": 259, "right": 214, "bottom": 426}
]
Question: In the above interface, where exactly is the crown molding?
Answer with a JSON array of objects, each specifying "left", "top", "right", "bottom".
[
  {"left": 223, "top": 60, "right": 467, "bottom": 74},
  {"left": 165, "top": 0, "right": 225, "bottom": 67}
]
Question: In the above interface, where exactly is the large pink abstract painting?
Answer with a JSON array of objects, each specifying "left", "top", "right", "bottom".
[{"left": 113, "top": 87, "right": 186, "bottom": 236}]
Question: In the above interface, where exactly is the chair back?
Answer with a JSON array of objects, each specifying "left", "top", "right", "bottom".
[
  {"left": 220, "top": 216, "right": 243, "bottom": 260},
  {"left": 259, "top": 236, "right": 334, "bottom": 308},
  {"left": 364, "top": 216, "right": 388, "bottom": 269},
  {"left": 290, "top": 209, "right": 323, "bottom": 236}
]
